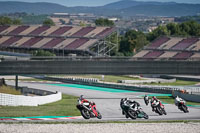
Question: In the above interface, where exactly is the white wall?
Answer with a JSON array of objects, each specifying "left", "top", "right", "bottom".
[{"left": 0, "top": 92, "right": 62, "bottom": 106}]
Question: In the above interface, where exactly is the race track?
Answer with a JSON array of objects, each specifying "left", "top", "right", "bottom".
[{"left": 6, "top": 81, "right": 200, "bottom": 121}]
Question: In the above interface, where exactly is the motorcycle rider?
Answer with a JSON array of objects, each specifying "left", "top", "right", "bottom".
[
  {"left": 144, "top": 94, "right": 149, "bottom": 105},
  {"left": 79, "top": 95, "right": 95, "bottom": 112},
  {"left": 151, "top": 96, "right": 159, "bottom": 111},
  {"left": 175, "top": 96, "right": 185, "bottom": 109},
  {"left": 123, "top": 98, "right": 141, "bottom": 111}
]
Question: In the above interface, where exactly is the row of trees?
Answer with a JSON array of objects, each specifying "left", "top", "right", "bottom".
[
  {"left": 0, "top": 16, "right": 55, "bottom": 26},
  {"left": 0, "top": 16, "right": 22, "bottom": 25}
]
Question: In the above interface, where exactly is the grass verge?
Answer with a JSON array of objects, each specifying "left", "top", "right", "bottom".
[
  {"left": 144, "top": 80, "right": 199, "bottom": 86},
  {"left": 52, "top": 75, "right": 141, "bottom": 83},
  {"left": 0, "top": 85, "right": 21, "bottom": 95},
  {"left": 0, "top": 94, "right": 80, "bottom": 117}
]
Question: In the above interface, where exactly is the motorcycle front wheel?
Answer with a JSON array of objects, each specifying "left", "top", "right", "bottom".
[
  {"left": 181, "top": 105, "right": 189, "bottom": 113},
  {"left": 81, "top": 109, "right": 90, "bottom": 119},
  {"left": 127, "top": 110, "right": 137, "bottom": 119},
  {"left": 156, "top": 107, "right": 163, "bottom": 115},
  {"left": 142, "top": 112, "right": 149, "bottom": 119},
  {"left": 96, "top": 110, "right": 102, "bottom": 119}
]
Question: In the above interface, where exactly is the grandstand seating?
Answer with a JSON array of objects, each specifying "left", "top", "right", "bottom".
[
  {"left": 172, "top": 52, "right": 193, "bottom": 59},
  {"left": 71, "top": 27, "right": 95, "bottom": 37},
  {"left": 84, "top": 27, "right": 106, "bottom": 37},
  {"left": 1, "top": 26, "right": 18, "bottom": 34},
  {"left": 77, "top": 39, "right": 98, "bottom": 50},
  {"left": 19, "top": 26, "right": 38, "bottom": 35},
  {"left": 159, "top": 37, "right": 182, "bottom": 49},
  {"left": 133, "top": 36, "right": 200, "bottom": 60},
  {"left": 20, "top": 37, "right": 43, "bottom": 48},
  {"left": 0, "top": 25, "right": 115, "bottom": 55},
  {"left": 8, "top": 26, "right": 29, "bottom": 35},
  {"left": 31, "top": 38, "right": 52, "bottom": 48},
  {"left": 0, "top": 36, "right": 22, "bottom": 47},
  {"left": 50, "top": 26, "right": 72, "bottom": 36},
  {"left": 95, "top": 27, "right": 114, "bottom": 38},
  {"left": 134, "top": 50, "right": 150, "bottom": 58},
  {"left": 62, "top": 27, "right": 82, "bottom": 36},
  {"left": 143, "top": 51, "right": 164, "bottom": 58},
  {"left": 158, "top": 51, "right": 177, "bottom": 58},
  {"left": 11, "top": 37, "right": 31, "bottom": 47},
  {"left": 42, "top": 26, "right": 59, "bottom": 36},
  {"left": 28, "top": 26, "right": 50, "bottom": 35},
  {"left": 0, "top": 36, "right": 10, "bottom": 44},
  {"left": 0, "top": 26, "right": 9, "bottom": 33},
  {"left": 65, "top": 38, "right": 89, "bottom": 49},
  {"left": 192, "top": 40, "right": 200, "bottom": 51},
  {"left": 171, "top": 38, "right": 199, "bottom": 50},
  {"left": 147, "top": 37, "right": 170, "bottom": 49},
  {"left": 191, "top": 53, "right": 200, "bottom": 58},
  {"left": 53, "top": 38, "right": 76, "bottom": 49},
  {"left": 41, "top": 38, "right": 65, "bottom": 49}
]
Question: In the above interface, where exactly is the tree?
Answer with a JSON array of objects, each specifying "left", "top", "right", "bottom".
[
  {"left": 12, "top": 18, "right": 22, "bottom": 25},
  {"left": 33, "top": 50, "right": 55, "bottom": 56},
  {"left": 147, "top": 26, "right": 170, "bottom": 41},
  {"left": 0, "top": 16, "right": 12, "bottom": 25},
  {"left": 43, "top": 19, "right": 55, "bottom": 26},
  {"left": 166, "top": 23, "right": 181, "bottom": 36},
  {"left": 119, "top": 30, "right": 148, "bottom": 56},
  {"left": 95, "top": 18, "right": 114, "bottom": 27}
]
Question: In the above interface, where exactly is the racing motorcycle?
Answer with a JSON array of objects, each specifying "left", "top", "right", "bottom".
[
  {"left": 176, "top": 100, "right": 189, "bottom": 113},
  {"left": 120, "top": 98, "right": 149, "bottom": 119},
  {"left": 144, "top": 95, "right": 149, "bottom": 106},
  {"left": 76, "top": 96, "right": 102, "bottom": 119},
  {"left": 151, "top": 100, "right": 167, "bottom": 115}
]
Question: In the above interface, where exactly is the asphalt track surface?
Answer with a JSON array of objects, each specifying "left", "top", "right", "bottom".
[{"left": 6, "top": 81, "right": 200, "bottom": 121}]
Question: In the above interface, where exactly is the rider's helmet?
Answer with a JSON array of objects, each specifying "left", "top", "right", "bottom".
[
  {"left": 80, "top": 95, "right": 84, "bottom": 100},
  {"left": 125, "top": 97, "right": 129, "bottom": 101},
  {"left": 152, "top": 96, "right": 157, "bottom": 100}
]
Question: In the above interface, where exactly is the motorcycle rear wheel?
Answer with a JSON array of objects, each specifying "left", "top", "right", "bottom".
[{"left": 81, "top": 109, "right": 90, "bottom": 119}]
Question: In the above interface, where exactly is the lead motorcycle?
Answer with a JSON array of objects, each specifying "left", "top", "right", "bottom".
[
  {"left": 175, "top": 98, "right": 189, "bottom": 113},
  {"left": 120, "top": 98, "right": 149, "bottom": 119},
  {"left": 151, "top": 100, "right": 167, "bottom": 115},
  {"left": 76, "top": 96, "right": 102, "bottom": 119}
]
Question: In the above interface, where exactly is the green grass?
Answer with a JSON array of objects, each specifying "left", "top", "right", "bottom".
[
  {"left": 0, "top": 94, "right": 80, "bottom": 117},
  {"left": 0, "top": 85, "right": 21, "bottom": 95},
  {"left": 144, "top": 80, "right": 198, "bottom": 86},
  {"left": 53, "top": 75, "right": 141, "bottom": 83},
  {"left": 150, "top": 96, "right": 200, "bottom": 105}
]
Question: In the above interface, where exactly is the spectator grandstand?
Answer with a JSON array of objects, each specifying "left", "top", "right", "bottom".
[
  {"left": 134, "top": 36, "right": 200, "bottom": 60},
  {"left": 0, "top": 25, "right": 116, "bottom": 56}
]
